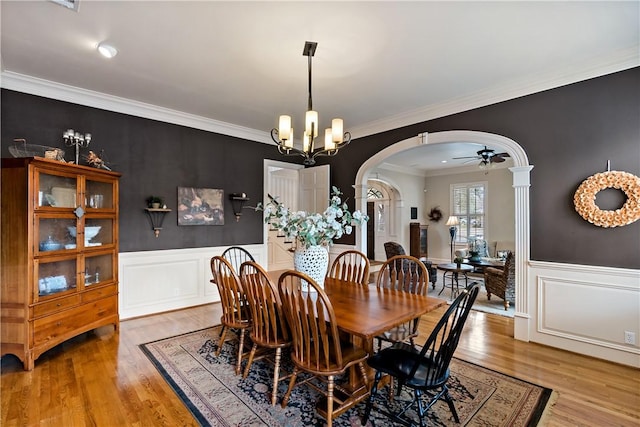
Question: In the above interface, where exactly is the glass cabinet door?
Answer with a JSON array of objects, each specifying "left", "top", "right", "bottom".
[
  {"left": 84, "top": 252, "right": 114, "bottom": 287},
  {"left": 86, "top": 179, "right": 114, "bottom": 210},
  {"left": 35, "top": 216, "right": 78, "bottom": 253},
  {"left": 36, "top": 170, "right": 78, "bottom": 208},
  {"left": 83, "top": 218, "right": 114, "bottom": 247},
  {"left": 36, "top": 257, "right": 78, "bottom": 298}
]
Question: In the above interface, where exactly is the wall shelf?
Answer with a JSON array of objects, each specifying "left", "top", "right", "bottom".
[
  {"left": 145, "top": 208, "right": 171, "bottom": 237},
  {"left": 229, "top": 193, "right": 249, "bottom": 222}
]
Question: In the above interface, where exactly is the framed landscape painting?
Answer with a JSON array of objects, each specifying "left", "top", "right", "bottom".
[{"left": 177, "top": 187, "right": 224, "bottom": 225}]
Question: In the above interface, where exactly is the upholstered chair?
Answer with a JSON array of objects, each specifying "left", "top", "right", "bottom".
[
  {"left": 383, "top": 241, "right": 437, "bottom": 287},
  {"left": 483, "top": 251, "right": 515, "bottom": 310}
]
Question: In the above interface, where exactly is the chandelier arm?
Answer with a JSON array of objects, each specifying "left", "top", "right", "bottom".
[{"left": 272, "top": 128, "right": 310, "bottom": 160}]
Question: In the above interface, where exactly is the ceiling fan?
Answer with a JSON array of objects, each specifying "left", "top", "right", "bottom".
[{"left": 453, "top": 146, "right": 510, "bottom": 167}]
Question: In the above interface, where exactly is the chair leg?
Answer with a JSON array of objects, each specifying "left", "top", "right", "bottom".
[
  {"left": 441, "top": 385, "right": 460, "bottom": 423},
  {"left": 415, "top": 389, "right": 426, "bottom": 427},
  {"left": 357, "top": 362, "right": 369, "bottom": 388},
  {"left": 271, "top": 348, "right": 282, "bottom": 406},
  {"left": 235, "top": 328, "right": 246, "bottom": 375},
  {"left": 362, "top": 371, "right": 382, "bottom": 425},
  {"left": 281, "top": 369, "right": 298, "bottom": 408},
  {"left": 216, "top": 326, "right": 229, "bottom": 357},
  {"left": 242, "top": 343, "right": 258, "bottom": 379},
  {"left": 326, "top": 375, "right": 334, "bottom": 426}
]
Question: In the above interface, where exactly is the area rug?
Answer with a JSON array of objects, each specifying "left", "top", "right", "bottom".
[{"left": 140, "top": 326, "right": 554, "bottom": 426}]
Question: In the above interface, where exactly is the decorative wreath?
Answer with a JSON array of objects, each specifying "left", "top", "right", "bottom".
[
  {"left": 573, "top": 170, "right": 640, "bottom": 228},
  {"left": 428, "top": 206, "right": 443, "bottom": 222}
]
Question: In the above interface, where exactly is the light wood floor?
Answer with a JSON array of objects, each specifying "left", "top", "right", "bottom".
[{"left": 2, "top": 303, "right": 638, "bottom": 426}]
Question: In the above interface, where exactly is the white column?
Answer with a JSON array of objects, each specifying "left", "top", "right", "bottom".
[
  {"left": 354, "top": 183, "right": 367, "bottom": 253},
  {"left": 510, "top": 165, "right": 534, "bottom": 341}
]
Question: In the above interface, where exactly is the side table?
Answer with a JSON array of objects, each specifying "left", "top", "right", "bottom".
[{"left": 436, "top": 263, "right": 474, "bottom": 299}]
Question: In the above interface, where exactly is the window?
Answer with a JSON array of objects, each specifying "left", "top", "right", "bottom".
[{"left": 451, "top": 182, "right": 486, "bottom": 243}]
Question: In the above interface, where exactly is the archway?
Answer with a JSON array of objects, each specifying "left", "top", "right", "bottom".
[{"left": 353, "top": 131, "right": 534, "bottom": 341}]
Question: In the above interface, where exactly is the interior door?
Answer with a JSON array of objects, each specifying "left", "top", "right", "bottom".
[
  {"left": 266, "top": 166, "right": 299, "bottom": 270},
  {"left": 265, "top": 162, "right": 329, "bottom": 270},
  {"left": 299, "top": 164, "right": 330, "bottom": 213},
  {"left": 367, "top": 202, "right": 375, "bottom": 259}
]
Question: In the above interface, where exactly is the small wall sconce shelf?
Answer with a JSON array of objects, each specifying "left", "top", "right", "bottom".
[
  {"left": 145, "top": 208, "right": 171, "bottom": 237},
  {"left": 229, "top": 193, "right": 249, "bottom": 222}
]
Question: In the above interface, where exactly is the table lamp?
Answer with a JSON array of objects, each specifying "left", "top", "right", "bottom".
[{"left": 445, "top": 216, "right": 459, "bottom": 262}]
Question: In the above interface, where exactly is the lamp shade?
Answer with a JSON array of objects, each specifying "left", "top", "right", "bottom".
[{"left": 445, "top": 216, "right": 459, "bottom": 226}]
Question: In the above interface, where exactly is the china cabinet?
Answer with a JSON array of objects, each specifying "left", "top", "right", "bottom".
[
  {"left": 409, "top": 222, "right": 429, "bottom": 259},
  {"left": 1, "top": 157, "right": 120, "bottom": 370}
]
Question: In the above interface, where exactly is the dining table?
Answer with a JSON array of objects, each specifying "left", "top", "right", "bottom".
[{"left": 267, "top": 269, "right": 447, "bottom": 418}]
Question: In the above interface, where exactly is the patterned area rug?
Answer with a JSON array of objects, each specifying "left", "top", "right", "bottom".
[{"left": 141, "top": 326, "right": 554, "bottom": 426}]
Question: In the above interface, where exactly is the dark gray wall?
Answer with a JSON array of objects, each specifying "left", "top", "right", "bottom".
[
  {"left": 2, "top": 67, "right": 639, "bottom": 268},
  {"left": 330, "top": 67, "right": 639, "bottom": 269},
  {"left": 1, "top": 90, "right": 286, "bottom": 252}
]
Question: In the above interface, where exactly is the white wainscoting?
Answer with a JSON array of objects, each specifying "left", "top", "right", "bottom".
[
  {"left": 529, "top": 261, "right": 640, "bottom": 368},
  {"left": 118, "top": 245, "right": 265, "bottom": 319}
]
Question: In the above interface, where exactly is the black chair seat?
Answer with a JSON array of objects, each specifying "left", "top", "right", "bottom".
[{"left": 367, "top": 345, "right": 450, "bottom": 389}]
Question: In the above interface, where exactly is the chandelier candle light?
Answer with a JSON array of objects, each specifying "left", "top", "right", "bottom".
[{"left": 271, "top": 41, "right": 351, "bottom": 166}]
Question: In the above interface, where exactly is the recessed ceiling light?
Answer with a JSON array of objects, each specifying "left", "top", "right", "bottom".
[
  {"left": 441, "top": 160, "right": 447, "bottom": 163},
  {"left": 97, "top": 42, "right": 118, "bottom": 59}
]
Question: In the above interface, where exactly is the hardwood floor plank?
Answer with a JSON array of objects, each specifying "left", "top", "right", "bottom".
[{"left": 2, "top": 303, "right": 638, "bottom": 426}]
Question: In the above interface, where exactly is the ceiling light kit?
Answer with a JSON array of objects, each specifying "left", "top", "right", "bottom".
[
  {"left": 271, "top": 41, "right": 350, "bottom": 166},
  {"left": 97, "top": 42, "right": 118, "bottom": 59}
]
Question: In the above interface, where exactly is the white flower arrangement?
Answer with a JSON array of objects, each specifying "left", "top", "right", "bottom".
[{"left": 258, "top": 186, "right": 369, "bottom": 249}]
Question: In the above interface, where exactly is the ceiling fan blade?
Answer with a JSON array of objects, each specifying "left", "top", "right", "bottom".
[
  {"left": 494, "top": 152, "right": 510, "bottom": 157},
  {"left": 490, "top": 156, "right": 506, "bottom": 163},
  {"left": 453, "top": 156, "right": 480, "bottom": 160}
]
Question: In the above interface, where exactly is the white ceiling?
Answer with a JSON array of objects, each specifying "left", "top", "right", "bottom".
[{"left": 1, "top": 1, "right": 638, "bottom": 171}]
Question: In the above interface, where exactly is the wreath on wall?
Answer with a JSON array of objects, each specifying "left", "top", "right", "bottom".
[
  {"left": 573, "top": 170, "right": 640, "bottom": 228},
  {"left": 428, "top": 206, "right": 443, "bottom": 222}
]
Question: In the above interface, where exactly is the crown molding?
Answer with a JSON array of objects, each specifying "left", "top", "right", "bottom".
[
  {"left": 0, "top": 71, "right": 272, "bottom": 144},
  {"left": 349, "top": 47, "right": 640, "bottom": 139},
  {"left": 2, "top": 46, "right": 638, "bottom": 143}
]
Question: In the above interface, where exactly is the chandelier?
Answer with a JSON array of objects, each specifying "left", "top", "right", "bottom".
[{"left": 271, "top": 41, "right": 351, "bottom": 166}]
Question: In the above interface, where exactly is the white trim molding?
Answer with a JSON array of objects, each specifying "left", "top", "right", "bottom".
[
  {"left": 529, "top": 260, "right": 640, "bottom": 368},
  {"left": 118, "top": 245, "right": 265, "bottom": 319},
  {"left": 1, "top": 71, "right": 271, "bottom": 144},
  {"left": 355, "top": 131, "right": 533, "bottom": 343}
]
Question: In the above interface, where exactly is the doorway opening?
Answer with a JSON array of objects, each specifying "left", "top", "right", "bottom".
[{"left": 353, "top": 131, "right": 533, "bottom": 342}]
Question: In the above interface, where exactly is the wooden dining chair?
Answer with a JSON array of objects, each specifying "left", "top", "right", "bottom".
[
  {"left": 375, "top": 255, "right": 429, "bottom": 349},
  {"left": 362, "top": 283, "right": 480, "bottom": 427},
  {"left": 327, "top": 249, "right": 370, "bottom": 285},
  {"left": 221, "top": 246, "right": 255, "bottom": 274},
  {"left": 210, "top": 255, "right": 251, "bottom": 375},
  {"left": 277, "top": 270, "right": 369, "bottom": 425},
  {"left": 239, "top": 261, "right": 292, "bottom": 406}
]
